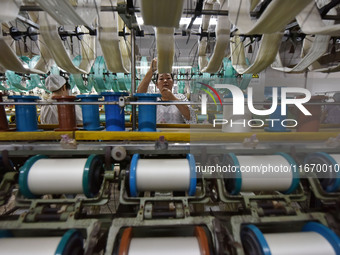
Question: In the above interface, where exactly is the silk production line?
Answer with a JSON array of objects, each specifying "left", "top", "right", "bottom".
[{"left": 1, "top": 0, "right": 340, "bottom": 254}]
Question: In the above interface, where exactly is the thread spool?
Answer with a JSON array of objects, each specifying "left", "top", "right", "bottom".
[
  {"left": 0, "top": 229, "right": 84, "bottom": 255},
  {"left": 224, "top": 153, "right": 299, "bottom": 195},
  {"left": 101, "top": 92, "right": 128, "bottom": 131},
  {"left": 241, "top": 222, "right": 340, "bottom": 255},
  {"left": 77, "top": 95, "right": 104, "bottom": 131},
  {"left": 0, "top": 93, "right": 9, "bottom": 131},
  {"left": 19, "top": 154, "right": 104, "bottom": 198},
  {"left": 129, "top": 154, "right": 196, "bottom": 197},
  {"left": 135, "top": 93, "right": 161, "bottom": 131},
  {"left": 8, "top": 95, "right": 40, "bottom": 132},
  {"left": 222, "top": 94, "right": 252, "bottom": 132},
  {"left": 304, "top": 152, "right": 340, "bottom": 192},
  {"left": 197, "top": 114, "right": 208, "bottom": 123},
  {"left": 52, "top": 96, "right": 77, "bottom": 131},
  {"left": 111, "top": 146, "right": 127, "bottom": 161},
  {"left": 117, "top": 226, "right": 210, "bottom": 255}
]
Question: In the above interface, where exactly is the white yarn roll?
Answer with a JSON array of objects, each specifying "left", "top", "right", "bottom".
[
  {"left": 329, "top": 154, "right": 340, "bottom": 164},
  {"left": 128, "top": 237, "right": 200, "bottom": 255},
  {"left": 222, "top": 98, "right": 252, "bottom": 132},
  {"left": 136, "top": 159, "right": 190, "bottom": 192},
  {"left": 264, "top": 232, "right": 336, "bottom": 255},
  {"left": 0, "top": 237, "right": 61, "bottom": 255},
  {"left": 27, "top": 158, "right": 87, "bottom": 195},
  {"left": 237, "top": 155, "right": 293, "bottom": 191}
]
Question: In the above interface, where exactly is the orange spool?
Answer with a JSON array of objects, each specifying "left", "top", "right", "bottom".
[
  {"left": 118, "top": 227, "right": 133, "bottom": 255},
  {"left": 0, "top": 93, "right": 9, "bottom": 131},
  {"left": 52, "top": 96, "right": 77, "bottom": 131},
  {"left": 118, "top": 226, "right": 210, "bottom": 255},
  {"left": 296, "top": 95, "right": 326, "bottom": 132}
]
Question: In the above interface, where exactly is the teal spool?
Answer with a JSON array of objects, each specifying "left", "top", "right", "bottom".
[
  {"left": 125, "top": 114, "right": 131, "bottom": 123},
  {"left": 93, "top": 56, "right": 111, "bottom": 93},
  {"left": 69, "top": 56, "right": 90, "bottom": 93}
]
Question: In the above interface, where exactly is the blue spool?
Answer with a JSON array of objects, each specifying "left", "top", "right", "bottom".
[
  {"left": 101, "top": 92, "right": 128, "bottom": 131},
  {"left": 241, "top": 223, "right": 340, "bottom": 255},
  {"left": 265, "top": 103, "right": 290, "bottom": 132},
  {"left": 77, "top": 95, "right": 104, "bottom": 131},
  {"left": 302, "top": 222, "right": 340, "bottom": 254},
  {"left": 304, "top": 152, "right": 340, "bottom": 192},
  {"left": 135, "top": 93, "right": 161, "bottom": 131},
  {"left": 224, "top": 153, "right": 242, "bottom": 195},
  {"left": 8, "top": 95, "right": 40, "bottom": 132},
  {"left": 129, "top": 154, "right": 197, "bottom": 197},
  {"left": 241, "top": 224, "right": 271, "bottom": 255},
  {"left": 276, "top": 152, "right": 300, "bottom": 194}
]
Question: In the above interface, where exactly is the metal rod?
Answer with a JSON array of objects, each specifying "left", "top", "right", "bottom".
[
  {"left": 131, "top": 28, "right": 137, "bottom": 131},
  {"left": 1, "top": 101, "right": 340, "bottom": 106}
]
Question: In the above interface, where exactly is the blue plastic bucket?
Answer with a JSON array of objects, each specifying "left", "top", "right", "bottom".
[
  {"left": 9, "top": 95, "right": 39, "bottom": 132},
  {"left": 135, "top": 93, "right": 161, "bottom": 131},
  {"left": 77, "top": 95, "right": 103, "bottom": 131},
  {"left": 101, "top": 92, "right": 128, "bottom": 131}
]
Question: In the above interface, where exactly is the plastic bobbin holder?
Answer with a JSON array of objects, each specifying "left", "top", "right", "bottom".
[
  {"left": 77, "top": 94, "right": 104, "bottom": 131},
  {"left": 134, "top": 93, "right": 161, "bottom": 131},
  {"left": 52, "top": 95, "right": 77, "bottom": 131},
  {"left": 101, "top": 92, "right": 128, "bottom": 131},
  {"left": 8, "top": 95, "right": 40, "bottom": 132}
]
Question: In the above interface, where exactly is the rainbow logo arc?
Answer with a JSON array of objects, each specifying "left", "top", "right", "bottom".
[{"left": 198, "top": 82, "right": 223, "bottom": 107}]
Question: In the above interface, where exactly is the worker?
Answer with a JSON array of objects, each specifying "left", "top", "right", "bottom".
[
  {"left": 322, "top": 92, "right": 340, "bottom": 124},
  {"left": 40, "top": 74, "right": 83, "bottom": 124},
  {"left": 137, "top": 58, "right": 197, "bottom": 124}
]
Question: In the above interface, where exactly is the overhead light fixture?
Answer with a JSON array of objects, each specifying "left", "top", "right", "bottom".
[
  {"left": 172, "top": 66, "right": 192, "bottom": 69},
  {"left": 136, "top": 66, "right": 192, "bottom": 69},
  {"left": 136, "top": 17, "right": 217, "bottom": 26}
]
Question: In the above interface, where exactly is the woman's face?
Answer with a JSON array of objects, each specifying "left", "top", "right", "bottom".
[{"left": 157, "top": 73, "right": 173, "bottom": 91}]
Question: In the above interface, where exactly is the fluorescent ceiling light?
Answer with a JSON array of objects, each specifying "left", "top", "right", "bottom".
[
  {"left": 136, "top": 66, "right": 192, "bottom": 69},
  {"left": 179, "top": 17, "right": 217, "bottom": 26},
  {"left": 136, "top": 17, "right": 217, "bottom": 26}
]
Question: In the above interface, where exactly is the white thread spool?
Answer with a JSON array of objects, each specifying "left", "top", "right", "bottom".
[
  {"left": 0, "top": 229, "right": 83, "bottom": 255},
  {"left": 118, "top": 226, "right": 210, "bottom": 255},
  {"left": 19, "top": 155, "right": 104, "bottom": 198},
  {"left": 129, "top": 154, "right": 196, "bottom": 196},
  {"left": 241, "top": 223, "right": 339, "bottom": 255},
  {"left": 0, "top": 237, "right": 62, "bottom": 254},
  {"left": 225, "top": 153, "right": 299, "bottom": 194},
  {"left": 304, "top": 152, "right": 340, "bottom": 192},
  {"left": 222, "top": 95, "right": 252, "bottom": 133}
]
